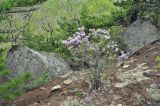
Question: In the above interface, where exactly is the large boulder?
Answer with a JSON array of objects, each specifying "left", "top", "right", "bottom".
[
  {"left": 122, "top": 20, "right": 160, "bottom": 54},
  {"left": 3, "top": 45, "right": 72, "bottom": 83}
]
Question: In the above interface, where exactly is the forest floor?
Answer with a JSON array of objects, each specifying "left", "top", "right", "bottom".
[{"left": 4, "top": 40, "right": 160, "bottom": 106}]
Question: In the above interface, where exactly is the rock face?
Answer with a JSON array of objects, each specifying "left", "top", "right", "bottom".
[
  {"left": 4, "top": 45, "right": 72, "bottom": 83},
  {"left": 115, "top": 62, "right": 152, "bottom": 88},
  {"left": 122, "top": 20, "right": 160, "bottom": 54}
]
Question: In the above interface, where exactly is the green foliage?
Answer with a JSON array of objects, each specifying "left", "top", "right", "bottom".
[
  {"left": 24, "top": 70, "right": 50, "bottom": 90},
  {"left": 109, "top": 26, "right": 126, "bottom": 49},
  {"left": 58, "top": 17, "right": 80, "bottom": 36},
  {"left": 80, "top": 0, "right": 128, "bottom": 28},
  {"left": 156, "top": 56, "right": 160, "bottom": 69},
  {"left": 0, "top": 35, "right": 6, "bottom": 42},
  {"left": 24, "top": 33, "right": 70, "bottom": 59},
  {"left": 0, "top": 72, "right": 32, "bottom": 99},
  {"left": 0, "top": 70, "right": 10, "bottom": 76},
  {"left": 0, "top": 48, "right": 7, "bottom": 74},
  {"left": 0, "top": 0, "right": 132, "bottom": 60},
  {"left": 0, "top": 48, "right": 50, "bottom": 100}
]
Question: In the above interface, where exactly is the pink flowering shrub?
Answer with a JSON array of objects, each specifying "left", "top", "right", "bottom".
[{"left": 62, "top": 26, "right": 127, "bottom": 89}]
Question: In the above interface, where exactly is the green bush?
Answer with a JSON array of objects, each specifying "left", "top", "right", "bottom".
[
  {"left": 0, "top": 49, "right": 32, "bottom": 100},
  {"left": 80, "top": 0, "right": 128, "bottom": 28},
  {"left": 24, "top": 33, "right": 70, "bottom": 59},
  {"left": 0, "top": 72, "right": 31, "bottom": 99},
  {"left": 24, "top": 70, "right": 50, "bottom": 90},
  {"left": 57, "top": 17, "right": 80, "bottom": 37}
]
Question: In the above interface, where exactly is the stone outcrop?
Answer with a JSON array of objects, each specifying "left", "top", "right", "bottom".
[
  {"left": 3, "top": 45, "right": 72, "bottom": 83},
  {"left": 122, "top": 20, "right": 160, "bottom": 54}
]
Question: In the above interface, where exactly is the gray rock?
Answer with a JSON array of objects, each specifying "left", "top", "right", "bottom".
[
  {"left": 3, "top": 45, "right": 72, "bottom": 83},
  {"left": 122, "top": 20, "right": 160, "bottom": 54},
  {"left": 146, "top": 88, "right": 160, "bottom": 101},
  {"left": 115, "top": 66, "right": 152, "bottom": 88}
]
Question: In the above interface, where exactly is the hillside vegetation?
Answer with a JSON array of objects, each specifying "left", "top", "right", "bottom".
[{"left": 0, "top": 0, "right": 160, "bottom": 103}]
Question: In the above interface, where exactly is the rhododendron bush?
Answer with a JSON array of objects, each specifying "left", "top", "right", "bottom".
[
  {"left": 62, "top": 27, "right": 126, "bottom": 67},
  {"left": 62, "top": 26, "right": 127, "bottom": 89}
]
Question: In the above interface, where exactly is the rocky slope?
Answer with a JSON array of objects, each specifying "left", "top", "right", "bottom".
[{"left": 3, "top": 40, "right": 160, "bottom": 106}]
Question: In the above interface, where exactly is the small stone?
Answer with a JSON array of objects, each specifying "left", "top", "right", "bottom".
[
  {"left": 32, "top": 103, "right": 39, "bottom": 106},
  {"left": 141, "top": 63, "right": 147, "bottom": 66},
  {"left": 115, "top": 82, "right": 128, "bottom": 88},
  {"left": 63, "top": 79, "right": 72, "bottom": 85},
  {"left": 117, "top": 104, "right": 122, "bottom": 106},
  {"left": 125, "top": 59, "right": 137, "bottom": 64},
  {"left": 141, "top": 66, "right": 149, "bottom": 70},
  {"left": 155, "top": 73, "right": 160, "bottom": 77},
  {"left": 117, "top": 62, "right": 123, "bottom": 67},
  {"left": 61, "top": 72, "right": 72, "bottom": 78},
  {"left": 131, "top": 58, "right": 138, "bottom": 62},
  {"left": 137, "top": 63, "right": 149, "bottom": 70},
  {"left": 150, "top": 84, "right": 158, "bottom": 88},
  {"left": 40, "top": 87, "right": 46, "bottom": 90},
  {"left": 113, "top": 95, "right": 122, "bottom": 100},
  {"left": 118, "top": 69, "right": 122, "bottom": 72},
  {"left": 123, "top": 64, "right": 130, "bottom": 69},
  {"left": 51, "top": 85, "right": 61, "bottom": 92}
]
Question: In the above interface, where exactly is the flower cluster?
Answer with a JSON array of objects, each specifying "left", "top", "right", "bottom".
[
  {"left": 61, "top": 26, "right": 89, "bottom": 50},
  {"left": 62, "top": 27, "right": 128, "bottom": 63},
  {"left": 89, "top": 28, "right": 110, "bottom": 40}
]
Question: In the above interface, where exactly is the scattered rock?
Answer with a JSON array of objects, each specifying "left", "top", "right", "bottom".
[
  {"left": 32, "top": 103, "right": 39, "bottom": 106},
  {"left": 113, "top": 95, "right": 122, "bottom": 100},
  {"left": 51, "top": 85, "right": 61, "bottom": 92},
  {"left": 60, "top": 97, "right": 80, "bottom": 106},
  {"left": 115, "top": 66, "right": 152, "bottom": 88},
  {"left": 117, "top": 62, "right": 123, "bottom": 67},
  {"left": 133, "top": 93, "right": 145, "bottom": 103},
  {"left": 40, "top": 87, "right": 46, "bottom": 90},
  {"left": 137, "top": 63, "right": 149, "bottom": 70},
  {"left": 115, "top": 82, "right": 128, "bottom": 88},
  {"left": 118, "top": 69, "right": 122, "bottom": 72},
  {"left": 155, "top": 73, "right": 160, "bottom": 77},
  {"left": 28, "top": 103, "right": 39, "bottom": 106},
  {"left": 141, "top": 66, "right": 149, "bottom": 70},
  {"left": 117, "top": 104, "right": 123, "bottom": 106},
  {"left": 123, "top": 64, "right": 130, "bottom": 69},
  {"left": 149, "top": 84, "right": 158, "bottom": 88},
  {"left": 146, "top": 88, "right": 160, "bottom": 101},
  {"left": 63, "top": 79, "right": 73, "bottom": 85},
  {"left": 61, "top": 72, "right": 72, "bottom": 78},
  {"left": 124, "top": 58, "right": 138, "bottom": 64}
]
